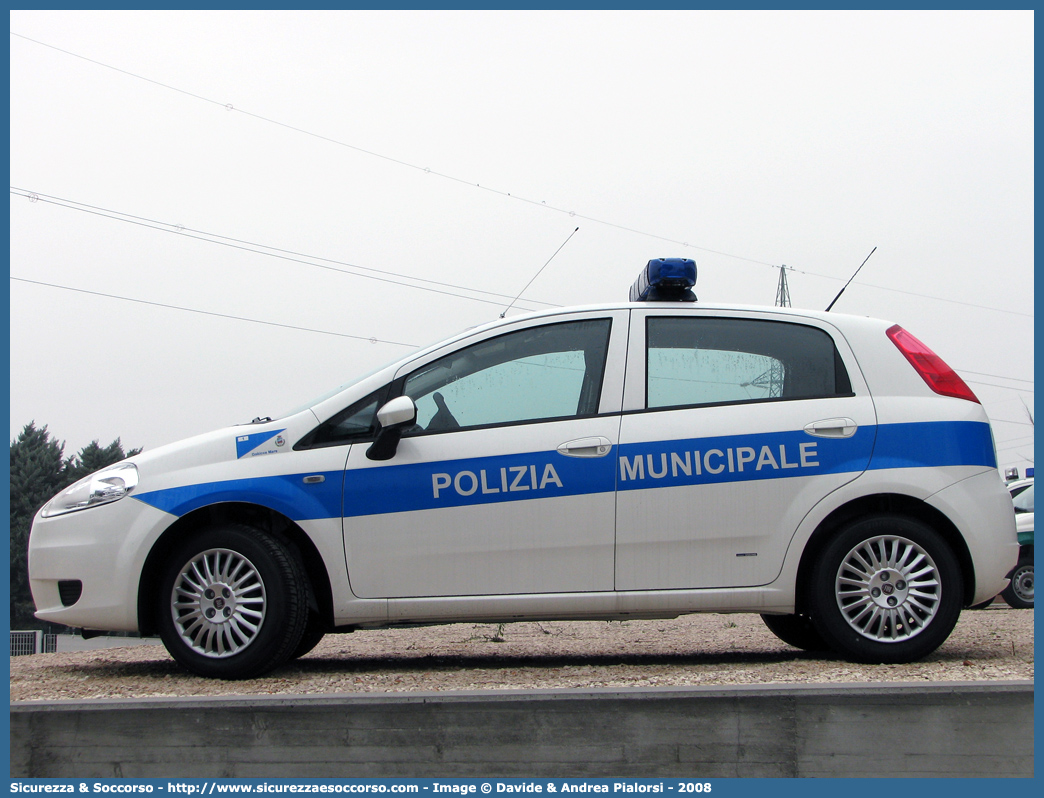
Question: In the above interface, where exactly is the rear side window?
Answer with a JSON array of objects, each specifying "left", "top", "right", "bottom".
[{"left": 646, "top": 317, "right": 852, "bottom": 409}]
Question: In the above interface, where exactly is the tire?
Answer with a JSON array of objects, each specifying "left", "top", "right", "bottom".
[
  {"left": 809, "top": 515, "right": 963, "bottom": 664},
  {"left": 157, "top": 524, "right": 309, "bottom": 679},
  {"left": 290, "top": 611, "right": 327, "bottom": 660},
  {"left": 1001, "top": 558, "right": 1034, "bottom": 609},
  {"left": 968, "top": 597, "right": 997, "bottom": 610},
  {"left": 761, "top": 613, "right": 829, "bottom": 651}
]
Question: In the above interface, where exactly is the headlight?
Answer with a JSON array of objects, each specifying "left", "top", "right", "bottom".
[{"left": 40, "top": 462, "right": 139, "bottom": 518}]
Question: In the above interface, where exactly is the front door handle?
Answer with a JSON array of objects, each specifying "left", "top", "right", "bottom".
[
  {"left": 557, "top": 437, "right": 613, "bottom": 458},
  {"left": 804, "top": 418, "right": 858, "bottom": 438}
]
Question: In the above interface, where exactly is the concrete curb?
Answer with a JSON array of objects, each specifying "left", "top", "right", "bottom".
[{"left": 11, "top": 681, "right": 1034, "bottom": 778}]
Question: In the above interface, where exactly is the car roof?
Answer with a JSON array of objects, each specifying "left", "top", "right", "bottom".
[{"left": 451, "top": 300, "right": 890, "bottom": 351}]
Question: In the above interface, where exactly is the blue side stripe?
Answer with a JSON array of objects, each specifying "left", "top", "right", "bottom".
[
  {"left": 132, "top": 420, "right": 996, "bottom": 522},
  {"left": 134, "top": 472, "right": 343, "bottom": 521},
  {"left": 343, "top": 449, "right": 616, "bottom": 517},
  {"left": 615, "top": 427, "right": 875, "bottom": 492},
  {"left": 867, "top": 420, "right": 996, "bottom": 470}
]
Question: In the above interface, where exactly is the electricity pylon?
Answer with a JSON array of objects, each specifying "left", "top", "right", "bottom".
[{"left": 775, "top": 265, "right": 791, "bottom": 307}]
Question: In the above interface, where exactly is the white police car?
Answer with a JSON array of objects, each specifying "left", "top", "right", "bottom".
[{"left": 29, "top": 259, "right": 1019, "bottom": 678}]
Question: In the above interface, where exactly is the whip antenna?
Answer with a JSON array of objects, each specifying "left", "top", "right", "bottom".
[
  {"left": 500, "top": 227, "right": 579, "bottom": 318},
  {"left": 826, "top": 246, "right": 877, "bottom": 312}
]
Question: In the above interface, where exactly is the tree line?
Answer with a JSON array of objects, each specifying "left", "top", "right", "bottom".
[{"left": 9, "top": 422, "right": 141, "bottom": 630}]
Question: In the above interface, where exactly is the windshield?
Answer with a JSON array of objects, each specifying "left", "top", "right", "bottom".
[
  {"left": 253, "top": 320, "right": 503, "bottom": 424},
  {"left": 271, "top": 348, "right": 418, "bottom": 420}
]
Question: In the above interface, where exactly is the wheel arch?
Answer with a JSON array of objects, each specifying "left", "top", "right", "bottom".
[
  {"left": 137, "top": 502, "right": 334, "bottom": 637},
  {"left": 794, "top": 493, "right": 976, "bottom": 612}
]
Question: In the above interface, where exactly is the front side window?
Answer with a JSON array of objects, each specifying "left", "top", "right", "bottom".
[
  {"left": 646, "top": 316, "right": 851, "bottom": 409},
  {"left": 403, "top": 319, "right": 612, "bottom": 433}
]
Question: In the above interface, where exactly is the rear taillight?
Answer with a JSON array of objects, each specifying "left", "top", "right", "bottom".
[{"left": 886, "top": 324, "right": 980, "bottom": 403}]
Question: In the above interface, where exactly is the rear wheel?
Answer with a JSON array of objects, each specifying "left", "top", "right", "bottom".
[
  {"left": 1001, "top": 558, "right": 1033, "bottom": 609},
  {"left": 760, "top": 613, "right": 829, "bottom": 651},
  {"left": 810, "top": 515, "right": 963, "bottom": 663},
  {"left": 157, "top": 524, "right": 308, "bottom": 679}
]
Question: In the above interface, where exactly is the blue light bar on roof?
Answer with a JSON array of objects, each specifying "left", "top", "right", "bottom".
[{"left": 629, "top": 258, "right": 697, "bottom": 302}]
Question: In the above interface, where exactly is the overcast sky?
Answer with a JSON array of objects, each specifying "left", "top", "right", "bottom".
[{"left": 8, "top": 9, "right": 1034, "bottom": 475}]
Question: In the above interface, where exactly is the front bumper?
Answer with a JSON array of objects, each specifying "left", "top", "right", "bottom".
[{"left": 29, "top": 497, "right": 176, "bottom": 632}]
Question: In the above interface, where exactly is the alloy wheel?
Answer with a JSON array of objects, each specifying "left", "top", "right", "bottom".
[
  {"left": 170, "top": 548, "right": 268, "bottom": 658},
  {"left": 834, "top": 535, "right": 941, "bottom": 643}
]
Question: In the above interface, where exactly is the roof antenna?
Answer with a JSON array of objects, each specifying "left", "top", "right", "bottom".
[
  {"left": 500, "top": 227, "right": 579, "bottom": 318},
  {"left": 826, "top": 246, "right": 877, "bottom": 312}
]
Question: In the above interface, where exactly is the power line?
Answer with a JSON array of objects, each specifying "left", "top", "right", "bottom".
[
  {"left": 14, "top": 177, "right": 1034, "bottom": 326},
  {"left": 10, "top": 188, "right": 558, "bottom": 312},
  {"left": 990, "top": 417, "right": 1035, "bottom": 427},
  {"left": 963, "top": 378, "right": 1034, "bottom": 394},
  {"left": 996, "top": 434, "right": 1035, "bottom": 446},
  {"left": 958, "top": 369, "right": 1034, "bottom": 384},
  {"left": 12, "top": 190, "right": 557, "bottom": 308},
  {"left": 5, "top": 31, "right": 782, "bottom": 272},
  {"left": 848, "top": 281, "right": 1032, "bottom": 319},
  {"left": 13, "top": 32, "right": 1035, "bottom": 322},
  {"left": 10, "top": 277, "right": 1037, "bottom": 412},
  {"left": 997, "top": 441, "right": 1035, "bottom": 453},
  {"left": 14, "top": 271, "right": 1036, "bottom": 395},
  {"left": 10, "top": 276, "right": 418, "bottom": 347},
  {"left": 989, "top": 417, "right": 1031, "bottom": 430},
  {"left": 12, "top": 186, "right": 1037, "bottom": 391},
  {"left": 11, "top": 33, "right": 1036, "bottom": 318}
]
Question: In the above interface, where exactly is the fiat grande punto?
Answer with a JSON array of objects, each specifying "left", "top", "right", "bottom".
[{"left": 29, "top": 259, "right": 1019, "bottom": 678}]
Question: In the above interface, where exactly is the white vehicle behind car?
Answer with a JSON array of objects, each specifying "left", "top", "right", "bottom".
[
  {"left": 29, "top": 259, "right": 1019, "bottom": 678},
  {"left": 1001, "top": 480, "right": 1033, "bottom": 609}
]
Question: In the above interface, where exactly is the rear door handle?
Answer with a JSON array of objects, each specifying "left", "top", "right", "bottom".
[
  {"left": 804, "top": 418, "right": 858, "bottom": 438},
  {"left": 557, "top": 437, "right": 613, "bottom": 457}
]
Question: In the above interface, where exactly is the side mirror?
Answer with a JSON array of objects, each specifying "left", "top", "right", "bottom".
[{"left": 365, "top": 396, "right": 417, "bottom": 461}]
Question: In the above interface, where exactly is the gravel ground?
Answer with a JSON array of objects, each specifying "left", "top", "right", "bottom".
[{"left": 10, "top": 605, "right": 1033, "bottom": 702}]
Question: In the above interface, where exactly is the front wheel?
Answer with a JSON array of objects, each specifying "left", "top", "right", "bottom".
[
  {"left": 967, "top": 597, "right": 997, "bottom": 610},
  {"left": 1001, "top": 558, "right": 1033, "bottom": 609},
  {"left": 157, "top": 524, "right": 309, "bottom": 679},
  {"left": 809, "top": 515, "right": 963, "bottom": 663},
  {"left": 289, "top": 611, "right": 328, "bottom": 660}
]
